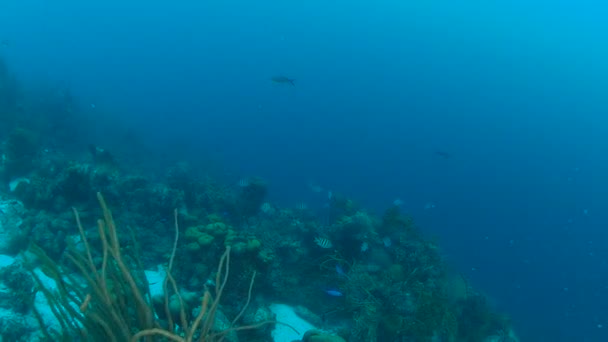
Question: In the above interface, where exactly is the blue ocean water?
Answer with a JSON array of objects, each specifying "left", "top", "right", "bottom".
[{"left": 2, "top": 1, "right": 608, "bottom": 340}]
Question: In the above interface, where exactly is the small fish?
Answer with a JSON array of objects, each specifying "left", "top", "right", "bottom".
[
  {"left": 360, "top": 242, "right": 369, "bottom": 252},
  {"left": 393, "top": 198, "right": 403, "bottom": 206},
  {"left": 314, "top": 237, "right": 333, "bottom": 249},
  {"left": 435, "top": 150, "right": 451, "bottom": 159},
  {"left": 271, "top": 75, "right": 295, "bottom": 86},
  {"left": 324, "top": 289, "right": 344, "bottom": 297},
  {"left": 335, "top": 264, "right": 346, "bottom": 277},
  {"left": 295, "top": 202, "right": 308, "bottom": 210}
]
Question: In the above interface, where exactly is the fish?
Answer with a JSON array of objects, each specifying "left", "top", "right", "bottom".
[
  {"left": 314, "top": 237, "right": 333, "bottom": 249},
  {"left": 271, "top": 75, "right": 295, "bottom": 86},
  {"left": 435, "top": 150, "right": 451, "bottom": 159},
  {"left": 335, "top": 264, "right": 351, "bottom": 280},
  {"left": 324, "top": 289, "right": 344, "bottom": 297}
]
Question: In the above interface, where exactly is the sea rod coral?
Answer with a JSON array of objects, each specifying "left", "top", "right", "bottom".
[{"left": 28, "top": 192, "right": 281, "bottom": 342}]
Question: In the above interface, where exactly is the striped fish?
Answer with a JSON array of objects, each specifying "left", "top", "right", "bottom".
[{"left": 314, "top": 237, "right": 333, "bottom": 249}]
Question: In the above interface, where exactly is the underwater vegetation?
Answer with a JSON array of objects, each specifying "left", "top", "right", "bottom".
[
  {"left": 0, "top": 56, "right": 517, "bottom": 341},
  {"left": 27, "top": 193, "right": 277, "bottom": 342}
]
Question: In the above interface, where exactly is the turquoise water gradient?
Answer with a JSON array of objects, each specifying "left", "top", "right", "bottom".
[{"left": 2, "top": 1, "right": 608, "bottom": 340}]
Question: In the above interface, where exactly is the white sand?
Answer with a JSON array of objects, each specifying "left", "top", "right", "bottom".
[{"left": 269, "top": 303, "right": 315, "bottom": 342}]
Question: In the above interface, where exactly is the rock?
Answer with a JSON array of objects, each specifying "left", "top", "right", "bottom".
[
  {"left": 0, "top": 259, "right": 35, "bottom": 313},
  {"left": 0, "top": 255, "right": 65, "bottom": 341},
  {"left": 293, "top": 305, "right": 323, "bottom": 327},
  {"left": 192, "top": 304, "right": 238, "bottom": 342},
  {"left": 0, "top": 197, "right": 26, "bottom": 254},
  {"left": 242, "top": 305, "right": 275, "bottom": 340},
  {"left": 302, "top": 329, "right": 346, "bottom": 342}
]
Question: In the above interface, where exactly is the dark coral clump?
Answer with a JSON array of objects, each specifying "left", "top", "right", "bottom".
[
  {"left": 236, "top": 177, "right": 267, "bottom": 219},
  {"left": 0, "top": 261, "right": 35, "bottom": 313}
]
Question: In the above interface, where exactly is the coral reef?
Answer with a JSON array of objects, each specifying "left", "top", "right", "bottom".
[{"left": 0, "top": 57, "right": 518, "bottom": 342}]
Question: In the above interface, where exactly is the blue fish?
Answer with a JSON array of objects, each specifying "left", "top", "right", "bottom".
[
  {"left": 324, "top": 289, "right": 344, "bottom": 297},
  {"left": 335, "top": 264, "right": 351, "bottom": 280},
  {"left": 336, "top": 264, "right": 346, "bottom": 276}
]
